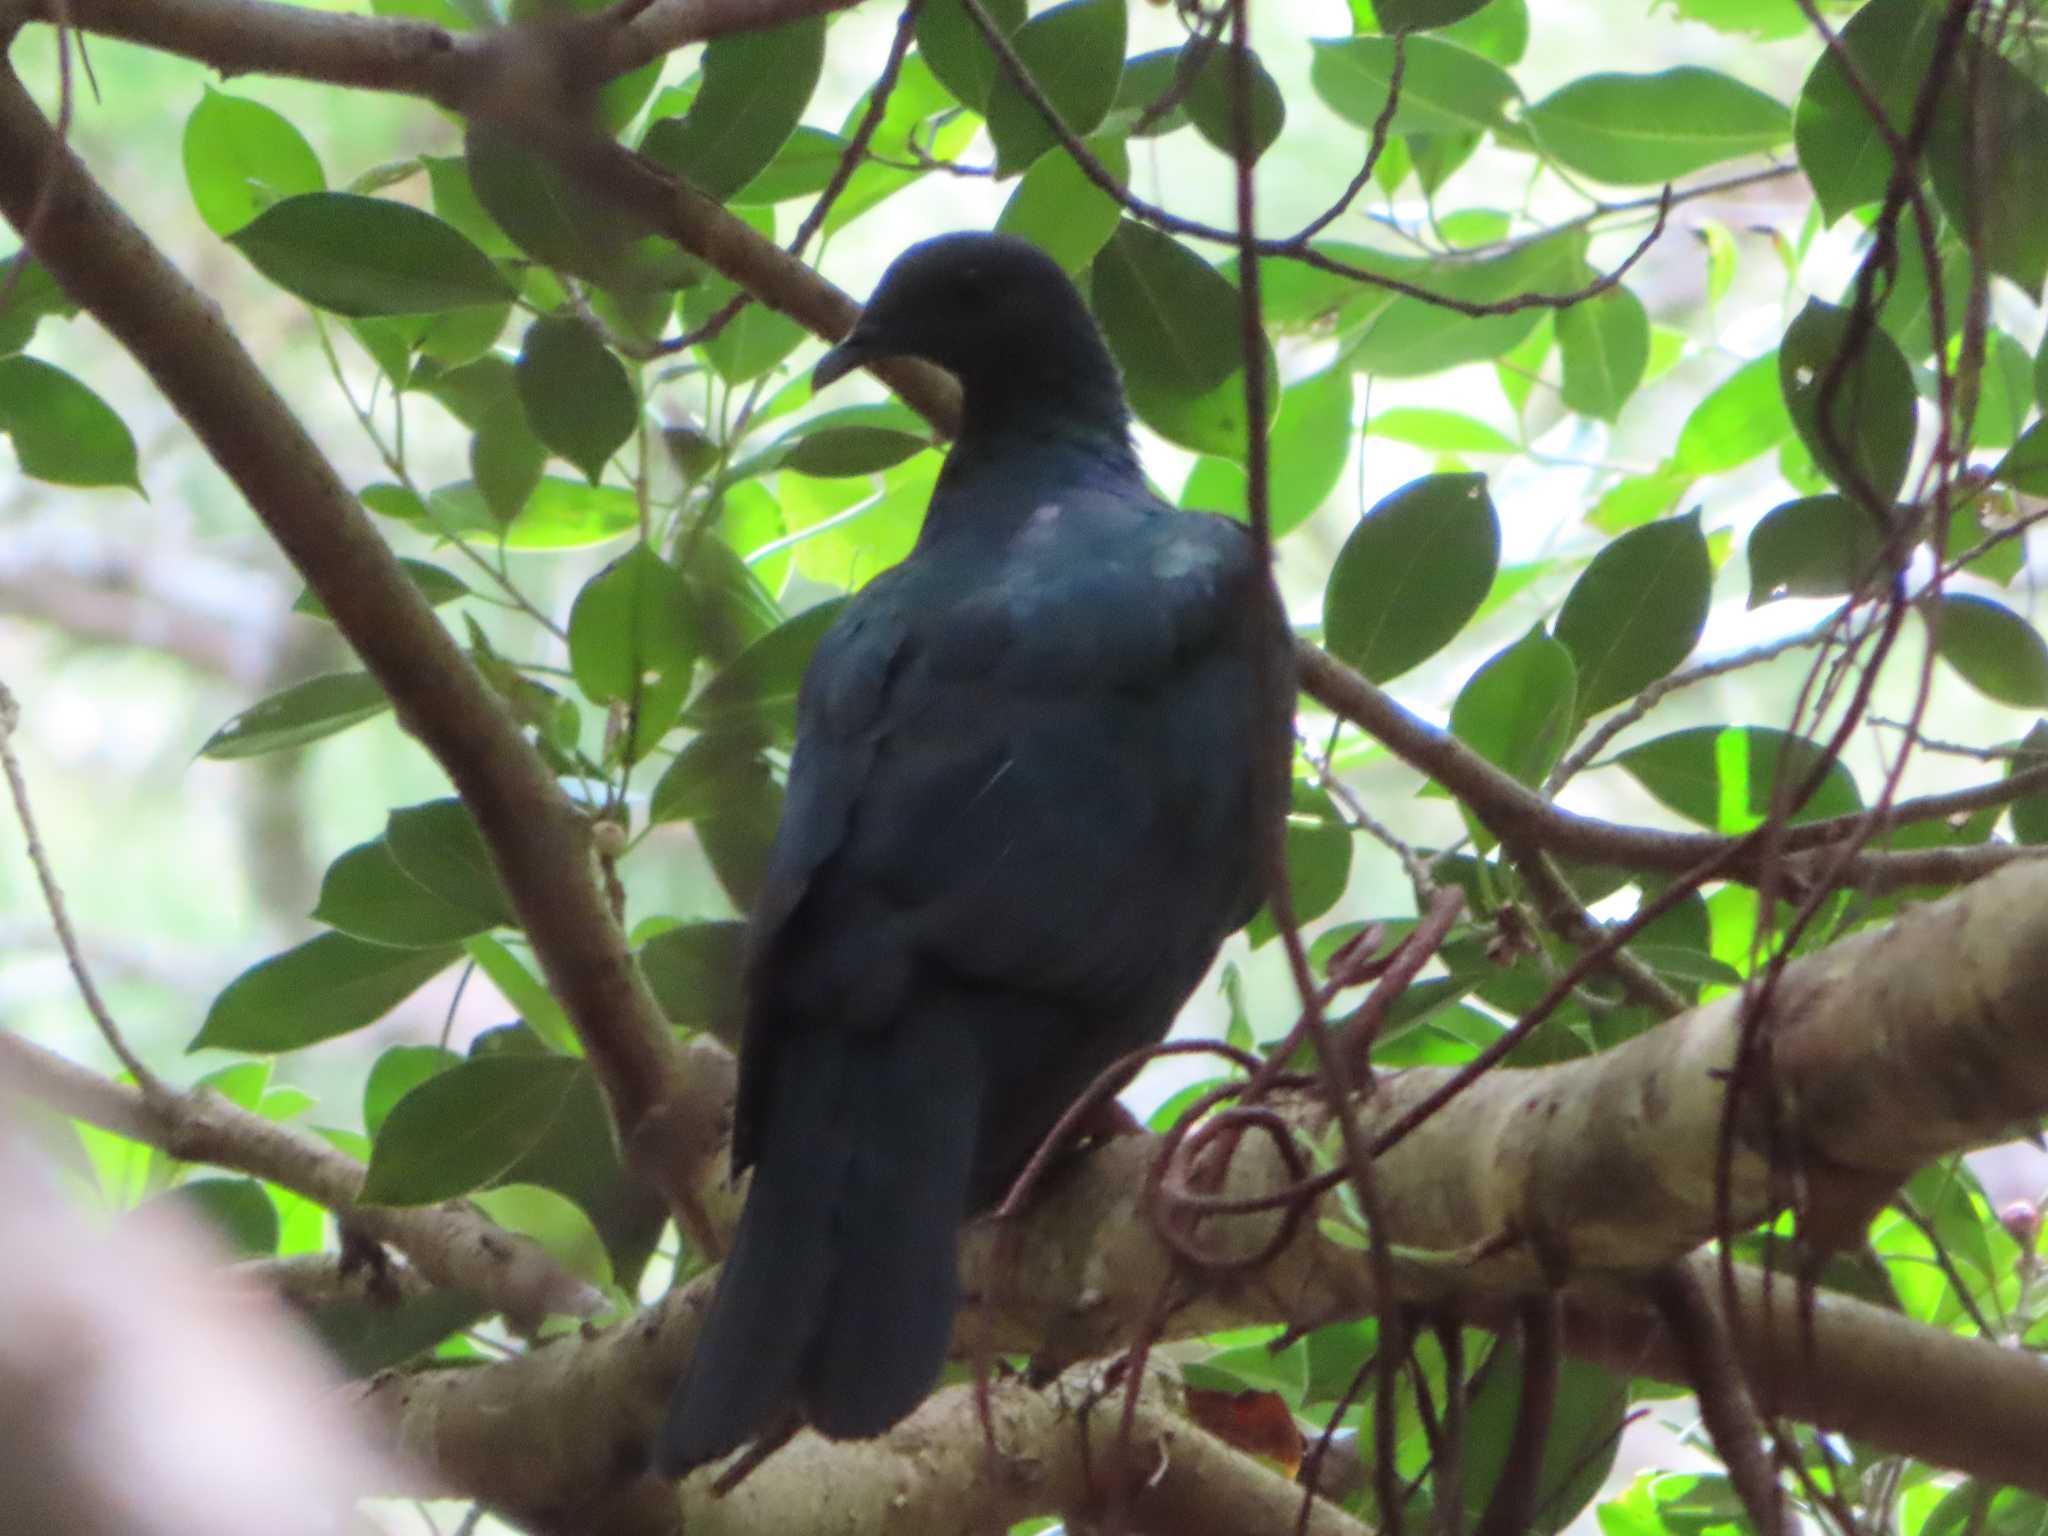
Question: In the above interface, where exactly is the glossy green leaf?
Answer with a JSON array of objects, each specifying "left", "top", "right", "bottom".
[
  {"left": 1524, "top": 68, "right": 1788, "bottom": 184},
  {"left": 463, "top": 935, "right": 577, "bottom": 1055},
  {"left": 916, "top": 0, "right": 1027, "bottom": 111},
  {"left": 1373, "top": 0, "right": 1491, "bottom": 29},
  {"left": 1618, "top": 725, "right": 1861, "bottom": 830},
  {"left": 517, "top": 315, "right": 637, "bottom": 483},
  {"left": 1247, "top": 784, "right": 1352, "bottom": 947},
  {"left": 294, "top": 557, "right": 468, "bottom": 620},
  {"left": 362, "top": 1054, "right": 583, "bottom": 1205},
  {"left": 387, "top": 799, "right": 515, "bottom": 926},
  {"left": 230, "top": 193, "right": 511, "bottom": 316},
  {"left": 1310, "top": 36, "right": 1516, "bottom": 139},
  {"left": 640, "top": 920, "right": 748, "bottom": 1050},
  {"left": 996, "top": 138, "right": 1130, "bottom": 274},
  {"left": 1673, "top": 353, "right": 1789, "bottom": 473},
  {"left": 183, "top": 88, "right": 326, "bottom": 237},
  {"left": 1183, "top": 46, "right": 1286, "bottom": 162},
  {"left": 466, "top": 126, "right": 687, "bottom": 292},
  {"left": 783, "top": 425, "right": 931, "bottom": 478},
  {"left": 1111, "top": 48, "right": 1190, "bottom": 136},
  {"left": 2007, "top": 720, "right": 2048, "bottom": 845},
  {"left": 200, "top": 671, "right": 390, "bottom": 759},
  {"left": 685, "top": 597, "right": 846, "bottom": 744},
  {"left": 984, "top": 0, "right": 1127, "bottom": 176},
  {"left": 1928, "top": 594, "right": 2048, "bottom": 708},
  {"left": 1780, "top": 298, "right": 1916, "bottom": 508},
  {"left": 0, "top": 251, "right": 77, "bottom": 354},
  {"left": 1746, "top": 494, "right": 1890, "bottom": 606},
  {"left": 1368, "top": 406, "right": 1517, "bottom": 454},
  {"left": 1181, "top": 367, "right": 1353, "bottom": 536},
  {"left": 194, "top": 932, "right": 462, "bottom": 1051},
  {"left": 1793, "top": 0, "right": 1945, "bottom": 222},
  {"left": 642, "top": 17, "right": 826, "bottom": 202},
  {"left": 470, "top": 394, "right": 548, "bottom": 521},
  {"left": 145, "top": 1177, "right": 279, "bottom": 1257},
  {"left": 732, "top": 127, "right": 852, "bottom": 205},
  {"left": 1553, "top": 510, "right": 1711, "bottom": 717},
  {"left": 0, "top": 355, "right": 141, "bottom": 490},
  {"left": 1451, "top": 629, "right": 1577, "bottom": 786},
  {"left": 1325, "top": 472, "right": 1499, "bottom": 684},
  {"left": 567, "top": 545, "right": 700, "bottom": 759},
  {"left": 313, "top": 836, "right": 497, "bottom": 946},
  {"left": 1093, "top": 219, "right": 1275, "bottom": 457},
  {"left": 428, "top": 477, "right": 639, "bottom": 550},
  {"left": 1556, "top": 284, "right": 1648, "bottom": 421},
  {"left": 364, "top": 1044, "right": 459, "bottom": 1136}
]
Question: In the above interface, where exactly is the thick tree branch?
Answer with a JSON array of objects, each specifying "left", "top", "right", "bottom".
[
  {"left": 357, "top": 862, "right": 2048, "bottom": 1514},
  {"left": 0, "top": 55, "right": 726, "bottom": 1231},
  {"left": 0, "top": 1030, "right": 600, "bottom": 1328}
]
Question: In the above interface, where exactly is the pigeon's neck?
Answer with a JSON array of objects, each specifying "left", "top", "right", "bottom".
[{"left": 949, "top": 354, "right": 1140, "bottom": 478}]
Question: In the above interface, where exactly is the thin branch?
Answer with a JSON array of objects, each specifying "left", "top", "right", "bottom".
[
  {"left": 0, "top": 679, "right": 167, "bottom": 1098},
  {"left": 0, "top": 1030, "right": 602, "bottom": 1328}
]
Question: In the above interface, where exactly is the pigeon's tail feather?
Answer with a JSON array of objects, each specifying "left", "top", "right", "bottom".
[
  {"left": 654, "top": 1010, "right": 985, "bottom": 1474},
  {"left": 654, "top": 1033, "right": 850, "bottom": 1476},
  {"left": 806, "top": 1009, "right": 983, "bottom": 1438}
]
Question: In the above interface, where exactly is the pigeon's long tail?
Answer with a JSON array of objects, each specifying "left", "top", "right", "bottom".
[{"left": 654, "top": 1010, "right": 984, "bottom": 1475}]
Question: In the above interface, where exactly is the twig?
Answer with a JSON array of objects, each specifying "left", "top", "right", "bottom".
[{"left": 0, "top": 679, "right": 167, "bottom": 1098}]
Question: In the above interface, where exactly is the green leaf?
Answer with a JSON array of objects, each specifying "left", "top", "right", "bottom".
[
  {"left": 0, "top": 355, "right": 141, "bottom": 490},
  {"left": 1746, "top": 494, "right": 1890, "bottom": 607},
  {"left": 1373, "top": 0, "right": 1491, "bottom": 29},
  {"left": 1673, "top": 353, "right": 1789, "bottom": 473},
  {"left": 1617, "top": 725, "right": 1861, "bottom": 831},
  {"left": 682, "top": 220, "right": 808, "bottom": 383},
  {"left": 1092, "top": 219, "right": 1275, "bottom": 457},
  {"left": 144, "top": 1177, "right": 279, "bottom": 1257},
  {"left": 1340, "top": 231, "right": 1583, "bottom": 377},
  {"left": 429, "top": 477, "right": 640, "bottom": 550},
  {"left": 996, "top": 138, "right": 1130, "bottom": 274},
  {"left": 1181, "top": 367, "right": 1353, "bottom": 536},
  {"left": 194, "top": 932, "right": 462, "bottom": 1051},
  {"left": 640, "top": 921, "right": 747, "bottom": 1049},
  {"left": 230, "top": 193, "right": 512, "bottom": 316},
  {"left": 0, "top": 251, "right": 78, "bottom": 355},
  {"left": 362, "top": 1054, "right": 584, "bottom": 1205},
  {"left": 1183, "top": 46, "right": 1286, "bottom": 162},
  {"left": 1247, "top": 784, "right": 1352, "bottom": 947},
  {"left": 517, "top": 315, "right": 637, "bottom": 483},
  {"left": 1925, "top": 43, "right": 2048, "bottom": 292},
  {"left": 685, "top": 597, "right": 846, "bottom": 744},
  {"left": 1556, "top": 284, "right": 1648, "bottom": 421},
  {"left": 916, "top": 0, "right": 1027, "bottom": 112},
  {"left": 1451, "top": 629, "right": 1577, "bottom": 786},
  {"left": 1463, "top": 1348, "right": 1626, "bottom": 1536},
  {"left": 1793, "top": 0, "right": 1946, "bottom": 222},
  {"left": 463, "top": 935, "right": 578, "bottom": 1055},
  {"left": 1780, "top": 298, "right": 1916, "bottom": 507},
  {"left": 567, "top": 545, "right": 701, "bottom": 760},
  {"left": 642, "top": 17, "right": 826, "bottom": 202},
  {"left": 650, "top": 732, "right": 782, "bottom": 908},
  {"left": 1524, "top": 68, "right": 1788, "bottom": 184},
  {"left": 782, "top": 424, "right": 931, "bottom": 478},
  {"left": 1928, "top": 594, "right": 2048, "bottom": 708},
  {"left": 1310, "top": 36, "right": 1516, "bottom": 139},
  {"left": 732, "top": 127, "right": 853, "bottom": 205},
  {"left": 182, "top": 88, "right": 326, "bottom": 237},
  {"left": 1368, "top": 406, "right": 1517, "bottom": 454},
  {"left": 313, "top": 837, "right": 498, "bottom": 946},
  {"left": 364, "top": 1044, "right": 459, "bottom": 1136},
  {"left": 984, "top": 0, "right": 1128, "bottom": 176},
  {"left": 199, "top": 671, "right": 390, "bottom": 759},
  {"left": 387, "top": 799, "right": 515, "bottom": 926},
  {"left": 296, "top": 558, "right": 468, "bottom": 621},
  {"left": 470, "top": 395, "right": 548, "bottom": 521},
  {"left": 1552, "top": 510, "right": 1711, "bottom": 718},
  {"left": 466, "top": 126, "right": 685, "bottom": 291},
  {"left": 1325, "top": 472, "right": 1499, "bottom": 683},
  {"left": 2007, "top": 720, "right": 2048, "bottom": 845}
]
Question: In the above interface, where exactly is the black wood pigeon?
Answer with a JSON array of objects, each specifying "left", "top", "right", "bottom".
[{"left": 657, "top": 231, "right": 1293, "bottom": 1475}]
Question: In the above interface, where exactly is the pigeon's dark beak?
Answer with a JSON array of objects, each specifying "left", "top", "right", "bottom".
[{"left": 814, "top": 324, "right": 882, "bottom": 390}]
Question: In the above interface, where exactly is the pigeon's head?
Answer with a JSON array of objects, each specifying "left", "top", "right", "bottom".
[{"left": 815, "top": 233, "right": 1127, "bottom": 438}]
